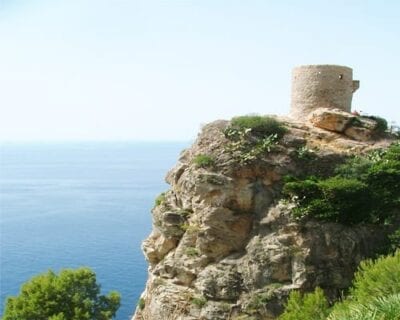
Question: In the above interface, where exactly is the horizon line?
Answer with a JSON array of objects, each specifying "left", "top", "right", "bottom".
[{"left": 0, "top": 139, "right": 193, "bottom": 144}]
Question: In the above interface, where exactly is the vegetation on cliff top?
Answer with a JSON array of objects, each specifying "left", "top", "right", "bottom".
[
  {"left": 283, "top": 142, "right": 400, "bottom": 225},
  {"left": 223, "top": 115, "right": 287, "bottom": 165},
  {"left": 229, "top": 115, "right": 288, "bottom": 138}
]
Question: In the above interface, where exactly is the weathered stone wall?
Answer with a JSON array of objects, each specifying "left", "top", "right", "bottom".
[{"left": 290, "top": 65, "right": 359, "bottom": 120}]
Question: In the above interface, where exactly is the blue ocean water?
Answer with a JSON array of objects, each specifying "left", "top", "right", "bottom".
[{"left": 0, "top": 141, "right": 188, "bottom": 319}]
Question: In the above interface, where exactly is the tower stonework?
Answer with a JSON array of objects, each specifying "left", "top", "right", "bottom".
[{"left": 290, "top": 65, "right": 360, "bottom": 120}]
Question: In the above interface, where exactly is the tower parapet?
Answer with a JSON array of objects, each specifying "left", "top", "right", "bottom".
[{"left": 290, "top": 65, "right": 359, "bottom": 120}]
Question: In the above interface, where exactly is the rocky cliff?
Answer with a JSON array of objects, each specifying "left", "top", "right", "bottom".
[{"left": 133, "top": 110, "right": 396, "bottom": 320}]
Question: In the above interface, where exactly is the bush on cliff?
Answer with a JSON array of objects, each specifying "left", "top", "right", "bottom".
[
  {"left": 193, "top": 154, "right": 215, "bottom": 168},
  {"left": 278, "top": 287, "right": 330, "bottom": 320},
  {"left": 365, "top": 115, "right": 388, "bottom": 135},
  {"left": 2, "top": 267, "right": 121, "bottom": 320},
  {"left": 284, "top": 177, "right": 373, "bottom": 224},
  {"left": 328, "top": 250, "right": 400, "bottom": 320},
  {"left": 283, "top": 142, "right": 400, "bottom": 225},
  {"left": 224, "top": 115, "right": 287, "bottom": 165},
  {"left": 154, "top": 192, "right": 166, "bottom": 206},
  {"left": 229, "top": 115, "right": 287, "bottom": 138},
  {"left": 279, "top": 251, "right": 400, "bottom": 320}
]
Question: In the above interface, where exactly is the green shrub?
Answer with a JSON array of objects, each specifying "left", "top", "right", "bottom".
[
  {"left": 296, "top": 146, "right": 316, "bottom": 160},
  {"left": 245, "top": 296, "right": 264, "bottom": 313},
  {"left": 245, "top": 290, "right": 279, "bottom": 314},
  {"left": 191, "top": 296, "right": 207, "bottom": 308},
  {"left": 334, "top": 156, "right": 373, "bottom": 179},
  {"left": 2, "top": 268, "right": 121, "bottom": 320},
  {"left": 366, "top": 160, "right": 400, "bottom": 221},
  {"left": 367, "top": 159, "right": 400, "bottom": 185},
  {"left": 384, "top": 142, "right": 400, "bottom": 161},
  {"left": 366, "top": 115, "right": 388, "bottom": 134},
  {"left": 180, "top": 223, "right": 201, "bottom": 234},
  {"left": 349, "top": 251, "right": 400, "bottom": 303},
  {"left": 230, "top": 115, "right": 287, "bottom": 138},
  {"left": 185, "top": 247, "right": 199, "bottom": 257},
  {"left": 138, "top": 297, "right": 145, "bottom": 310},
  {"left": 283, "top": 179, "right": 321, "bottom": 200},
  {"left": 334, "top": 147, "right": 392, "bottom": 180},
  {"left": 388, "top": 229, "right": 400, "bottom": 253},
  {"left": 284, "top": 142, "right": 400, "bottom": 225},
  {"left": 224, "top": 116, "right": 285, "bottom": 165},
  {"left": 257, "top": 133, "right": 280, "bottom": 152},
  {"left": 328, "top": 251, "right": 400, "bottom": 319},
  {"left": 278, "top": 287, "right": 330, "bottom": 320},
  {"left": 352, "top": 115, "right": 388, "bottom": 136},
  {"left": 328, "top": 294, "right": 400, "bottom": 320},
  {"left": 193, "top": 154, "right": 215, "bottom": 168},
  {"left": 318, "top": 177, "right": 372, "bottom": 224},
  {"left": 279, "top": 252, "right": 400, "bottom": 320},
  {"left": 154, "top": 192, "right": 166, "bottom": 206},
  {"left": 284, "top": 177, "right": 372, "bottom": 224}
]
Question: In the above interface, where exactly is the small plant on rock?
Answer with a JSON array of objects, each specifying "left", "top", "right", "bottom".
[
  {"left": 154, "top": 192, "right": 166, "bottom": 206},
  {"left": 137, "top": 297, "right": 145, "bottom": 310},
  {"left": 185, "top": 247, "right": 199, "bottom": 257},
  {"left": 296, "top": 146, "right": 316, "bottom": 160},
  {"left": 186, "top": 224, "right": 201, "bottom": 234},
  {"left": 193, "top": 154, "right": 215, "bottom": 168},
  {"left": 180, "top": 221, "right": 201, "bottom": 234},
  {"left": 191, "top": 296, "right": 207, "bottom": 308}
]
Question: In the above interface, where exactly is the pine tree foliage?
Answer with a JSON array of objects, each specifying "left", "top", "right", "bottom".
[
  {"left": 2, "top": 267, "right": 121, "bottom": 320},
  {"left": 278, "top": 287, "right": 330, "bottom": 320},
  {"left": 279, "top": 251, "right": 400, "bottom": 320}
]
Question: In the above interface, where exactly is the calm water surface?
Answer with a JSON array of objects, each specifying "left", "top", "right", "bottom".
[{"left": 0, "top": 141, "right": 188, "bottom": 319}]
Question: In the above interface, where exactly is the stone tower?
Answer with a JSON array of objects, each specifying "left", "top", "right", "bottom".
[{"left": 290, "top": 64, "right": 360, "bottom": 120}]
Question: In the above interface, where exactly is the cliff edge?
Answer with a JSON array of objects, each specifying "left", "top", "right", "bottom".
[{"left": 133, "top": 111, "right": 398, "bottom": 320}]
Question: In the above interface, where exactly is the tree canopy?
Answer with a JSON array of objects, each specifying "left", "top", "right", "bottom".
[{"left": 2, "top": 267, "right": 120, "bottom": 320}]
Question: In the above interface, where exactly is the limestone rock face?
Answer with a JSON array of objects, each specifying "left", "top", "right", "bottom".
[
  {"left": 133, "top": 117, "right": 394, "bottom": 320},
  {"left": 344, "top": 117, "right": 379, "bottom": 141},
  {"left": 344, "top": 126, "right": 373, "bottom": 141},
  {"left": 308, "top": 107, "right": 355, "bottom": 132},
  {"left": 307, "top": 107, "right": 383, "bottom": 141}
]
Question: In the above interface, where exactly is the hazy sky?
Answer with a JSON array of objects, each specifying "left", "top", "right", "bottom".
[{"left": 1, "top": 0, "right": 399, "bottom": 141}]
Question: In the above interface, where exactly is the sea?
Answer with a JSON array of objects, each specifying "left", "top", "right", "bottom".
[{"left": 0, "top": 141, "right": 189, "bottom": 319}]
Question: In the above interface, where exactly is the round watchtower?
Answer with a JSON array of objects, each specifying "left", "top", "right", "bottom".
[{"left": 290, "top": 65, "right": 360, "bottom": 120}]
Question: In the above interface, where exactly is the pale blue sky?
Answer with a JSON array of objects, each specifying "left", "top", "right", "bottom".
[{"left": 0, "top": 0, "right": 399, "bottom": 141}]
